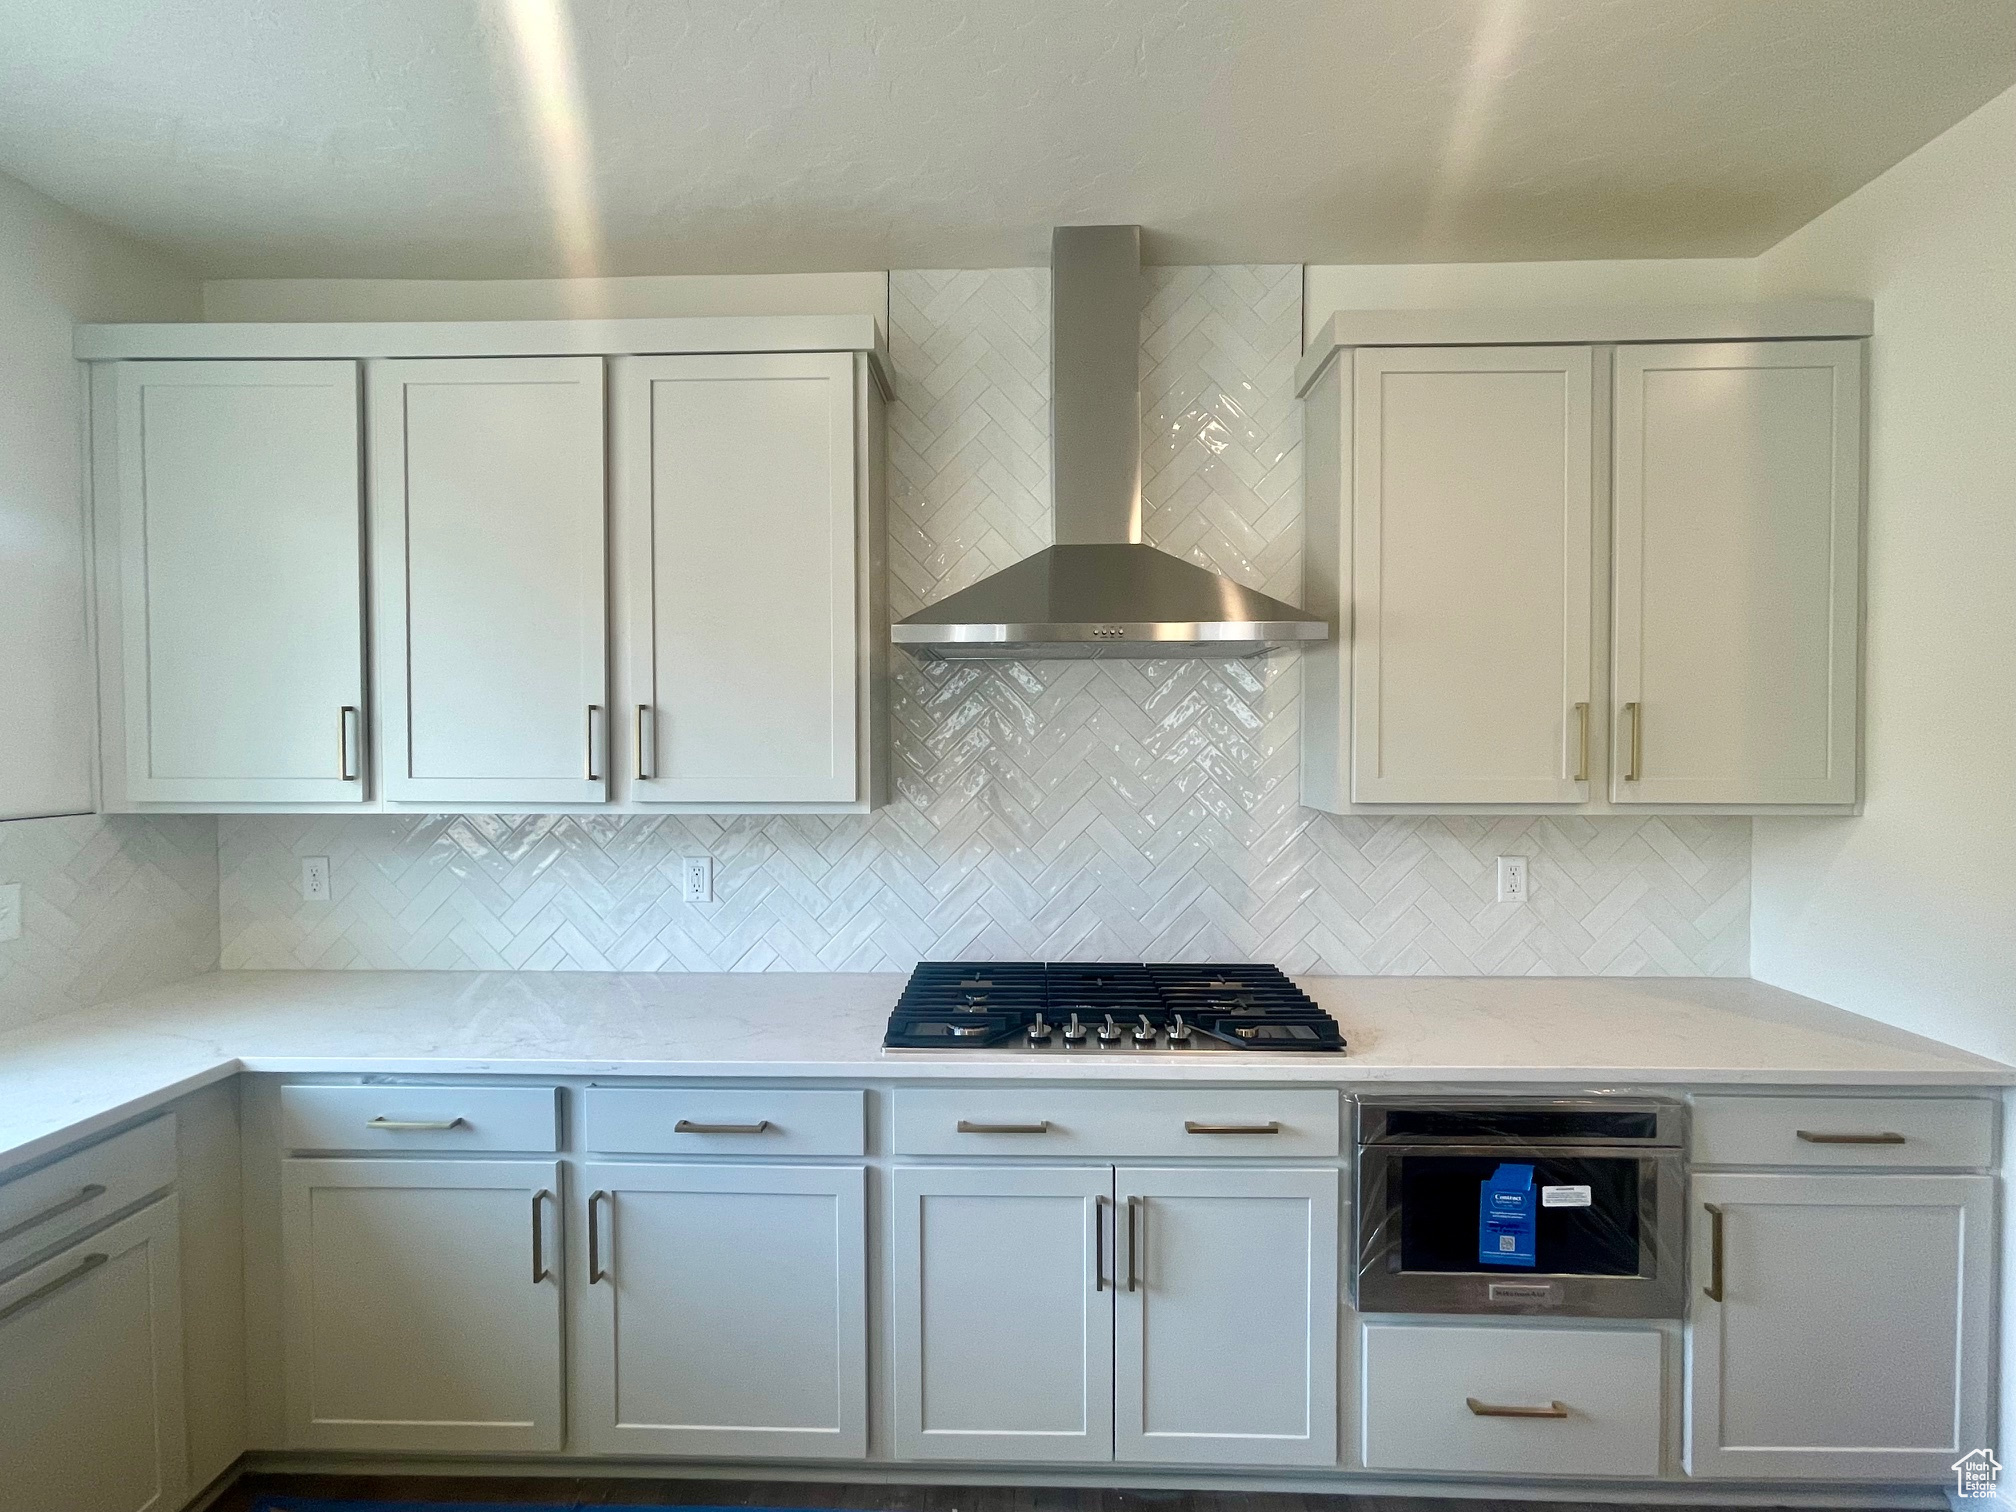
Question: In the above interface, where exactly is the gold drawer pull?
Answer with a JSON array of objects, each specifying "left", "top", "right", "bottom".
[
  {"left": 366, "top": 1117, "right": 469, "bottom": 1132},
  {"left": 674, "top": 1119, "right": 772, "bottom": 1134},
  {"left": 0, "top": 1184, "right": 108, "bottom": 1246},
  {"left": 957, "top": 1119, "right": 1051, "bottom": 1134},
  {"left": 0, "top": 1252, "right": 109, "bottom": 1324},
  {"left": 1796, "top": 1130, "right": 1906, "bottom": 1145},
  {"left": 1184, "top": 1120, "right": 1281, "bottom": 1135},
  {"left": 1467, "top": 1396, "right": 1569, "bottom": 1419}
]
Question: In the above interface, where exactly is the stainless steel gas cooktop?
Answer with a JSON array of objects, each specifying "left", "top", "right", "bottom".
[{"left": 882, "top": 961, "right": 1345, "bottom": 1054}]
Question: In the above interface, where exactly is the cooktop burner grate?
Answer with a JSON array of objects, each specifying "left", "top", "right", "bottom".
[{"left": 885, "top": 961, "right": 1344, "bottom": 1054}]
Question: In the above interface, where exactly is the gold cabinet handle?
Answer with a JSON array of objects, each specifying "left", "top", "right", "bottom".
[
  {"left": 0, "top": 1184, "right": 107, "bottom": 1247},
  {"left": 585, "top": 704, "right": 603, "bottom": 781},
  {"left": 366, "top": 1116, "right": 468, "bottom": 1132},
  {"left": 338, "top": 706, "right": 359, "bottom": 781},
  {"left": 1796, "top": 1130, "right": 1906, "bottom": 1145},
  {"left": 1622, "top": 700, "right": 1642, "bottom": 781},
  {"left": 0, "top": 1252, "right": 108, "bottom": 1325},
  {"left": 674, "top": 1119, "right": 771, "bottom": 1135},
  {"left": 1466, "top": 1397, "right": 1569, "bottom": 1419},
  {"left": 1125, "top": 1195, "right": 1142, "bottom": 1292},
  {"left": 1183, "top": 1120, "right": 1281, "bottom": 1135},
  {"left": 1572, "top": 701, "right": 1590, "bottom": 782},
  {"left": 588, "top": 1189, "right": 609, "bottom": 1284},
  {"left": 1703, "top": 1201, "right": 1725, "bottom": 1301},
  {"left": 634, "top": 704, "right": 653, "bottom": 781},
  {"left": 956, "top": 1119, "right": 1051, "bottom": 1134},
  {"left": 531, "top": 1188, "right": 551, "bottom": 1284},
  {"left": 1094, "top": 1194, "right": 1110, "bottom": 1293}
]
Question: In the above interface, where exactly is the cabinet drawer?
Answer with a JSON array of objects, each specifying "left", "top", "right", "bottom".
[
  {"left": 280, "top": 1085, "right": 559, "bottom": 1152},
  {"left": 1362, "top": 1323, "right": 1662, "bottom": 1477},
  {"left": 583, "top": 1088, "right": 865, "bottom": 1156},
  {"left": 892, "top": 1088, "right": 1338, "bottom": 1158},
  {"left": 1693, "top": 1096, "right": 1993, "bottom": 1169},
  {"left": 0, "top": 1116, "right": 176, "bottom": 1276}
]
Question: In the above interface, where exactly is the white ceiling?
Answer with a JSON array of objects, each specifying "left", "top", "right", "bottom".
[{"left": 0, "top": 0, "right": 2010, "bottom": 278}]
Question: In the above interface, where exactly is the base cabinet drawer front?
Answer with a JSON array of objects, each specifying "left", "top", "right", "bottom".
[
  {"left": 280, "top": 1158, "right": 564, "bottom": 1453},
  {"left": 891, "top": 1165, "right": 1114, "bottom": 1463},
  {"left": 1361, "top": 1323, "right": 1662, "bottom": 1477},
  {"left": 1692, "top": 1095, "right": 1994, "bottom": 1169},
  {"left": 893, "top": 1088, "right": 1339, "bottom": 1158},
  {"left": 580, "top": 1163, "right": 867, "bottom": 1459},
  {"left": 583, "top": 1088, "right": 865, "bottom": 1156},
  {"left": 279, "top": 1084, "right": 559, "bottom": 1153},
  {"left": 1686, "top": 1171, "right": 1992, "bottom": 1480},
  {"left": 0, "top": 1115, "right": 176, "bottom": 1276},
  {"left": 1116, "top": 1166, "right": 1339, "bottom": 1468},
  {"left": 0, "top": 1197, "right": 188, "bottom": 1512}
]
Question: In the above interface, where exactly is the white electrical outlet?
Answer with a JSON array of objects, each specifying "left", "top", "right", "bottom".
[
  {"left": 1496, "top": 855, "right": 1529, "bottom": 903},
  {"left": 681, "top": 856, "right": 714, "bottom": 903},
  {"left": 301, "top": 856, "right": 332, "bottom": 903},
  {"left": 0, "top": 883, "right": 21, "bottom": 943}
]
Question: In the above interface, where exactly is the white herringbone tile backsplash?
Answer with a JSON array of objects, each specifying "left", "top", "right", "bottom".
[
  {"left": 0, "top": 814, "right": 220, "bottom": 1032},
  {"left": 220, "top": 267, "right": 1749, "bottom": 976}
]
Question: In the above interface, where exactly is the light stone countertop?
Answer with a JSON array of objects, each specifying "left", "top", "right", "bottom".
[{"left": 0, "top": 969, "right": 2006, "bottom": 1174}]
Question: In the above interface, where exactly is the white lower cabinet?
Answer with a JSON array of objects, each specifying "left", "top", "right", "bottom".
[
  {"left": 1115, "top": 1166, "right": 1338, "bottom": 1467},
  {"left": 0, "top": 1198, "right": 188, "bottom": 1512},
  {"left": 579, "top": 1162, "right": 867, "bottom": 1458},
  {"left": 1686, "top": 1171, "right": 1993, "bottom": 1479},
  {"left": 890, "top": 1164, "right": 1337, "bottom": 1468},
  {"left": 1361, "top": 1323, "right": 1663, "bottom": 1478},
  {"left": 279, "top": 1158, "right": 563, "bottom": 1452}
]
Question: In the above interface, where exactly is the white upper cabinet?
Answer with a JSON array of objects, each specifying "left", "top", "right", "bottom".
[
  {"left": 1611, "top": 340, "right": 1862, "bottom": 805},
  {"left": 369, "top": 357, "right": 609, "bottom": 805},
  {"left": 112, "top": 360, "right": 366, "bottom": 803},
  {"left": 1349, "top": 346, "right": 1596, "bottom": 804},
  {"left": 615, "top": 352, "right": 867, "bottom": 807}
]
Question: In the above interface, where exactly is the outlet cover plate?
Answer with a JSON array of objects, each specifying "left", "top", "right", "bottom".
[
  {"left": 1496, "top": 855, "right": 1529, "bottom": 904},
  {"left": 681, "top": 856, "right": 713, "bottom": 903},
  {"left": 301, "top": 857, "right": 332, "bottom": 903}
]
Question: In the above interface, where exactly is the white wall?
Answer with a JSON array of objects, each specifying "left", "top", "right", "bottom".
[
  {"left": 1748, "top": 84, "right": 2016, "bottom": 1065},
  {"left": 203, "top": 270, "right": 888, "bottom": 336},
  {"left": 1303, "top": 257, "right": 1757, "bottom": 344},
  {"left": 0, "top": 169, "right": 200, "bottom": 818}
]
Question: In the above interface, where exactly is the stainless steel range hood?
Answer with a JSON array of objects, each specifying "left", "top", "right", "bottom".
[{"left": 892, "top": 225, "right": 1330, "bottom": 661}]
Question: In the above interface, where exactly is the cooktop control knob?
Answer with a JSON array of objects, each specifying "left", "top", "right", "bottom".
[
  {"left": 1061, "top": 1012, "right": 1087, "bottom": 1045},
  {"left": 1167, "top": 1012, "right": 1191, "bottom": 1045},
  {"left": 1027, "top": 1014, "right": 1052, "bottom": 1045},
  {"left": 1132, "top": 1014, "right": 1156, "bottom": 1046},
  {"left": 1096, "top": 1013, "right": 1123, "bottom": 1045}
]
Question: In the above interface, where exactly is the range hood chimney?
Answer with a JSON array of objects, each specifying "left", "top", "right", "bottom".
[{"left": 892, "top": 226, "right": 1329, "bottom": 660}]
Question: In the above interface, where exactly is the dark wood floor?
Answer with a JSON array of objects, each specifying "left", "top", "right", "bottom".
[{"left": 214, "top": 1472, "right": 1924, "bottom": 1512}]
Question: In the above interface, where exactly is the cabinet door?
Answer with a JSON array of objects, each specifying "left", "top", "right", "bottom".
[
  {"left": 370, "top": 357, "right": 608, "bottom": 804},
  {"left": 891, "top": 1165, "right": 1113, "bottom": 1463},
  {"left": 616, "top": 353, "right": 859, "bottom": 804},
  {"left": 579, "top": 1163, "right": 867, "bottom": 1459},
  {"left": 114, "top": 360, "right": 366, "bottom": 803},
  {"left": 280, "top": 1158, "right": 563, "bottom": 1452},
  {"left": 1686, "top": 1172, "right": 1991, "bottom": 1479},
  {"left": 1350, "top": 346, "right": 1595, "bottom": 803},
  {"left": 1114, "top": 1166, "right": 1338, "bottom": 1467},
  {"left": 1612, "top": 341, "right": 1862, "bottom": 804},
  {"left": 0, "top": 1197, "right": 187, "bottom": 1512}
]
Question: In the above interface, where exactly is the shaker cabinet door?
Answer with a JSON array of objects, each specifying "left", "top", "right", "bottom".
[
  {"left": 113, "top": 360, "right": 367, "bottom": 803},
  {"left": 890, "top": 1165, "right": 1115, "bottom": 1463},
  {"left": 616, "top": 352, "right": 860, "bottom": 805},
  {"left": 369, "top": 356, "right": 609, "bottom": 805},
  {"left": 1612, "top": 341, "right": 1862, "bottom": 805},
  {"left": 1686, "top": 1171, "right": 1991, "bottom": 1479},
  {"left": 1113, "top": 1166, "right": 1338, "bottom": 1467},
  {"left": 0, "top": 1198, "right": 188, "bottom": 1512},
  {"left": 280, "top": 1158, "right": 564, "bottom": 1453},
  {"left": 578, "top": 1163, "right": 867, "bottom": 1459},
  {"left": 1350, "top": 346, "right": 1596, "bottom": 804}
]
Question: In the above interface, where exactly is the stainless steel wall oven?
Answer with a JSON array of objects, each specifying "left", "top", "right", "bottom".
[{"left": 1355, "top": 1096, "right": 1687, "bottom": 1318}]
